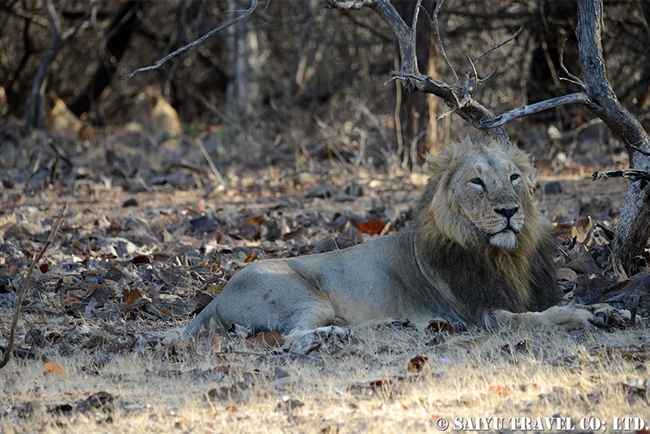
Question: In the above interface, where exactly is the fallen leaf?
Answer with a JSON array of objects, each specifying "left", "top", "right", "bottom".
[
  {"left": 45, "top": 362, "right": 66, "bottom": 376},
  {"left": 356, "top": 219, "right": 385, "bottom": 235},
  {"left": 123, "top": 288, "right": 142, "bottom": 305},
  {"left": 407, "top": 355, "right": 428, "bottom": 372},
  {"left": 426, "top": 319, "right": 457, "bottom": 334},
  {"left": 489, "top": 385, "right": 510, "bottom": 395}
]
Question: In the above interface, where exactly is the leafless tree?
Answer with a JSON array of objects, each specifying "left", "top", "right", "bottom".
[
  {"left": 326, "top": 0, "right": 650, "bottom": 274},
  {"left": 23, "top": 0, "right": 95, "bottom": 131}
]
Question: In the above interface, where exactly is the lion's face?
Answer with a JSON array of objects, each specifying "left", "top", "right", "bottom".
[
  {"left": 421, "top": 137, "right": 539, "bottom": 253},
  {"left": 451, "top": 148, "right": 528, "bottom": 251}
]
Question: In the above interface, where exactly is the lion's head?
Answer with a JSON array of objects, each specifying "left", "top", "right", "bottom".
[
  {"left": 417, "top": 136, "right": 544, "bottom": 253},
  {"left": 415, "top": 136, "right": 559, "bottom": 317}
]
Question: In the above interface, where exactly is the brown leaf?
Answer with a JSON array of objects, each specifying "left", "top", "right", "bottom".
[
  {"left": 566, "top": 244, "right": 602, "bottom": 275},
  {"left": 356, "top": 219, "right": 385, "bottom": 235},
  {"left": 570, "top": 216, "right": 592, "bottom": 244},
  {"left": 489, "top": 385, "right": 510, "bottom": 395},
  {"left": 407, "top": 355, "right": 428, "bottom": 372},
  {"left": 123, "top": 288, "right": 142, "bottom": 305},
  {"left": 45, "top": 362, "right": 66, "bottom": 376},
  {"left": 245, "top": 251, "right": 258, "bottom": 263},
  {"left": 246, "top": 331, "right": 285, "bottom": 350},
  {"left": 426, "top": 320, "right": 457, "bottom": 334}
]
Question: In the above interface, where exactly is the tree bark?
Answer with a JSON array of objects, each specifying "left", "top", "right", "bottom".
[
  {"left": 226, "top": 0, "right": 263, "bottom": 118},
  {"left": 393, "top": 0, "right": 439, "bottom": 163},
  {"left": 576, "top": 0, "right": 650, "bottom": 273}
]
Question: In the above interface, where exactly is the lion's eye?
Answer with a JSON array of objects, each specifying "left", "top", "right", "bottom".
[
  {"left": 470, "top": 178, "right": 483, "bottom": 186},
  {"left": 510, "top": 174, "right": 520, "bottom": 182}
]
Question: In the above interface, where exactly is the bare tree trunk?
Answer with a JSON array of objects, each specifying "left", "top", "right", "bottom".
[
  {"left": 393, "top": 0, "right": 439, "bottom": 165},
  {"left": 576, "top": 0, "right": 650, "bottom": 273},
  {"left": 23, "top": 0, "right": 94, "bottom": 131},
  {"left": 226, "top": 0, "right": 263, "bottom": 118}
]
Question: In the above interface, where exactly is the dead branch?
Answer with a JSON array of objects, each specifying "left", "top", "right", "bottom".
[
  {"left": 559, "top": 38, "right": 586, "bottom": 89},
  {"left": 123, "top": 0, "right": 258, "bottom": 79},
  {"left": 473, "top": 27, "right": 522, "bottom": 70},
  {"left": 592, "top": 169, "right": 650, "bottom": 182},
  {"left": 431, "top": 0, "right": 458, "bottom": 85},
  {"left": 478, "top": 92, "right": 591, "bottom": 129},
  {"left": 327, "top": 0, "right": 509, "bottom": 143},
  {"left": 0, "top": 201, "right": 67, "bottom": 370}
]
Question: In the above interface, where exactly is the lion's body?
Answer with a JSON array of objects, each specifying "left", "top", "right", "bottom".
[{"left": 185, "top": 136, "right": 600, "bottom": 341}]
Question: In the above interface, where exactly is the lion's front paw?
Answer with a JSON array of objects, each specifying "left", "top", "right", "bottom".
[
  {"left": 539, "top": 305, "right": 594, "bottom": 329},
  {"left": 577, "top": 303, "right": 631, "bottom": 329},
  {"left": 287, "top": 326, "right": 352, "bottom": 355}
]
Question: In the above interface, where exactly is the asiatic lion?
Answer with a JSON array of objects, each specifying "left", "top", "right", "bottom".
[
  {"left": 184, "top": 136, "right": 611, "bottom": 341},
  {"left": 131, "top": 87, "right": 181, "bottom": 142}
]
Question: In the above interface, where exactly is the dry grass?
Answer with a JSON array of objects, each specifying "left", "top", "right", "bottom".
[{"left": 2, "top": 320, "right": 649, "bottom": 433}]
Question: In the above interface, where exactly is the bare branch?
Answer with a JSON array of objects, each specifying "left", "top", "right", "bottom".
[
  {"left": 474, "top": 27, "right": 522, "bottom": 68},
  {"left": 559, "top": 38, "right": 586, "bottom": 89},
  {"left": 479, "top": 66, "right": 497, "bottom": 84},
  {"left": 464, "top": 52, "right": 478, "bottom": 95},
  {"left": 431, "top": 0, "right": 458, "bottom": 84},
  {"left": 0, "top": 201, "right": 67, "bottom": 370},
  {"left": 411, "top": 0, "right": 422, "bottom": 71},
  {"left": 326, "top": 0, "right": 376, "bottom": 10},
  {"left": 330, "top": 0, "right": 509, "bottom": 143},
  {"left": 592, "top": 169, "right": 650, "bottom": 182},
  {"left": 477, "top": 92, "right": 591, "bottom": 129},
  {"left": 627, "top": 140, "right": 650, "bottom": 156},
  {"left": 123, "top": 0, "right": 258, "bottom": 79},
  {"left": 43, "top": 0, "right": 63, "bottom": 39}
]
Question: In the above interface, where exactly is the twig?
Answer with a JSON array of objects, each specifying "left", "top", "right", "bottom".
[
  {"left": 627, "top": 140, "right": 650, "bottom": 156},
  {"left": 592, "top": 169, "right": 650, "bottom": 182},
  {"left": 477, "top": 92, "right": 591, "bottom": 129},
  {"left": 559, "top": 38, "right": 586, "bottom": 89},
  {"left": 0, "top": 201, "right": 68, "bottom": 370},
  {"left": 464, "top": 52, "right": 478, "bottom": 95},
  {"left": 473, "top": 27, "right": 522, "bottom": 68},
  {"left": 411, "top": 0, "right": 423, "bottom": 71},
  {"left": 431, "top": 0, "right": 458, "bottom": 85},
  {"left": 123, "top": 0, "right": 258, "bottom": 79},
  {"left": 197, "top": 139, "right": 226, "bottom": 186}
]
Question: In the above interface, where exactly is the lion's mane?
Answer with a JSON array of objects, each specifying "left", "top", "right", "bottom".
[{"left": 414, "top": 136, "right": 561, "bottom": 323}]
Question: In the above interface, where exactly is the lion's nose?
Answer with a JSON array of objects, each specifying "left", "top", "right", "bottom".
[{"left": 495, "top": 206, "right": 518, "bottom": 218}]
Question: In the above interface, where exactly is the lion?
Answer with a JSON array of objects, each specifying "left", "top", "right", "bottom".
[
  {"left": 131, "top": 87, "right": 181, "bottom": 142},
  {"left": 45, "top": 92, "right": 89, "bottom": 139},
  {"left": 184, "top": 136, "right": 616, "bottom": 342}
]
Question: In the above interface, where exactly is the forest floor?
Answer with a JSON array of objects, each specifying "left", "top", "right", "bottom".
[{"left": 1, "top": 125, "right": 649, "bottom": 433}]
